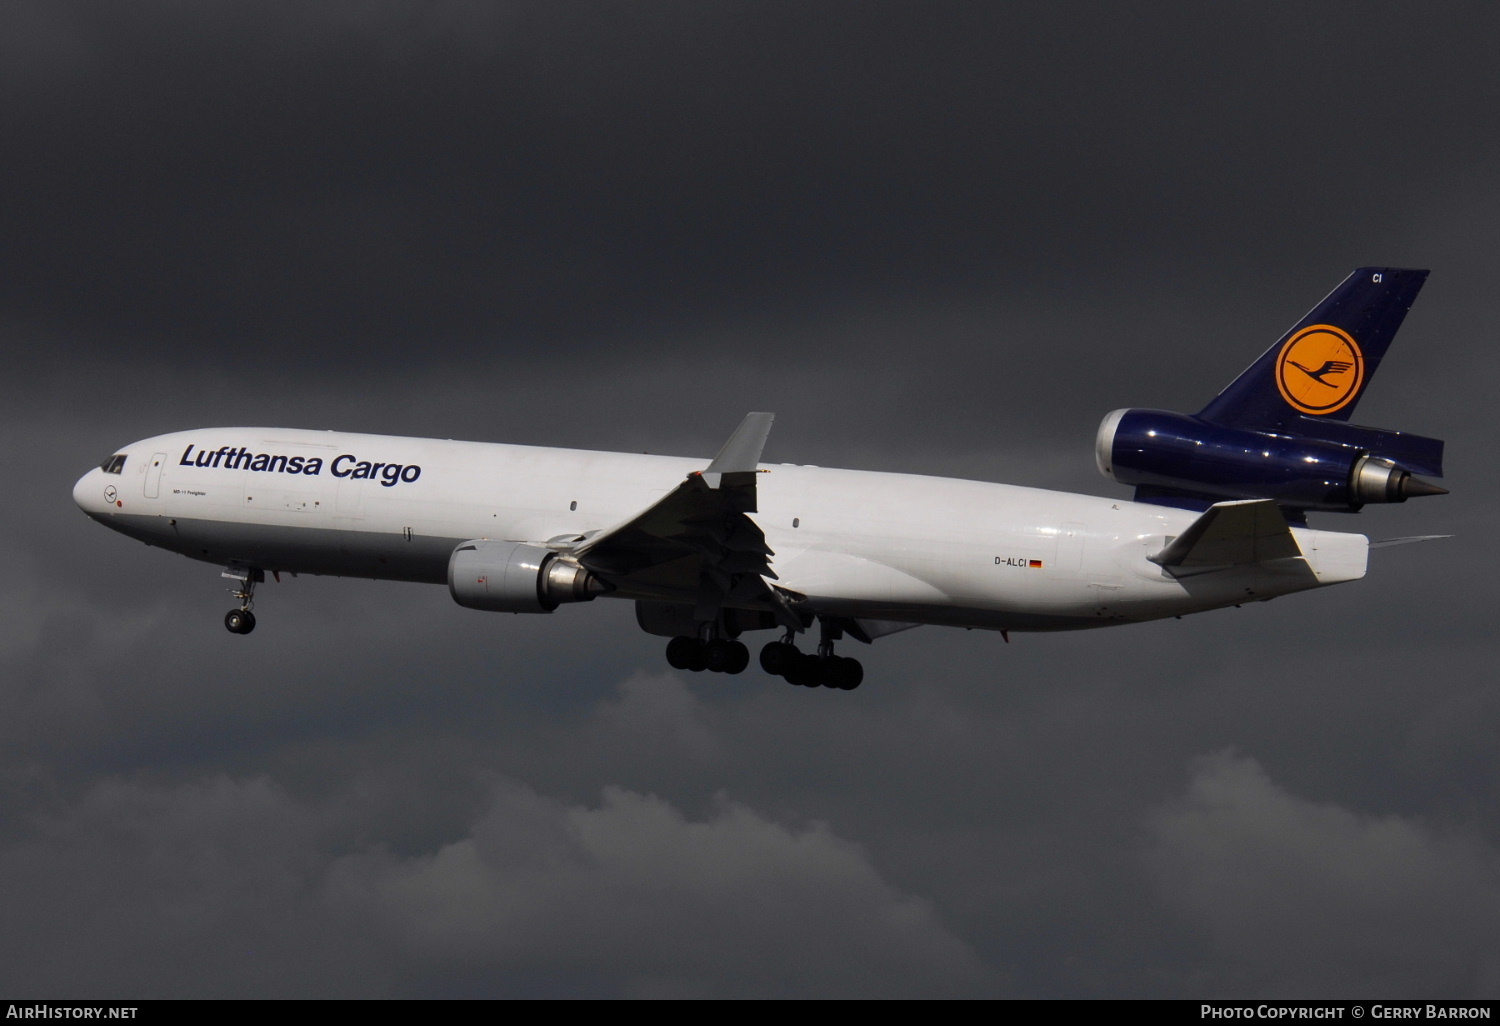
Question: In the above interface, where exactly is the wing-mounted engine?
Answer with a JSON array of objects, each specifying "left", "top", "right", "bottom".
[
  {"left": 448, "top": 539, "right": 611, "bottom": 613},
  {"left": 1095, "top": 408, "right": 1446, "bottom": 513},
  {"left": 1095, "top": 267, "right": 1447, "bottom": 515}
]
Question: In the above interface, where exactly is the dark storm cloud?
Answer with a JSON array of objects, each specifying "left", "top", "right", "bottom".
[
  {"left": 3, "top": 2, "right": 1490, "bottom": 367},
  {"left": 7, "top": 1, "right": 1493, "bottom": 463},
  {"left": 1, "top": 0, "right": 1496, "bottom": 1000}
]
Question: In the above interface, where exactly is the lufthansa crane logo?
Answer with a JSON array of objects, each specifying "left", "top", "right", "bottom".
[{"left": 1275, "top": 324, "right": 1365, "bottom": 415}]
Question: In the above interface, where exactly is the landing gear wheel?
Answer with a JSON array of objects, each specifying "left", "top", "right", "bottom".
[
  {"left": 224, "top": 609, "right": 256, "bottom": 635},
  {"left": 783, "top": 652, "right": 822, "bottom": 688},
  {"left": 666, "top": 636, "right": 706, "bottom": 671},
  {"left": 703, "top": 638, "right": 734, "bottom": 673},
  {"left": 704, "top": 639, "right": 750, "bottom": 674},
  {"left": 826, "top": 656, "right": 863, "bottom": 690},
  {"left": 760, "top": 641, "right": 799, "bottom": 676}
]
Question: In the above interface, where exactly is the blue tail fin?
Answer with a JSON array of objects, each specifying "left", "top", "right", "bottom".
[
  {"left": 1096, "top": 267, "right": 1446, "bottom": 518},
  {"left": 1197, "top": 267, "right": 1428, "bottom": 430}
]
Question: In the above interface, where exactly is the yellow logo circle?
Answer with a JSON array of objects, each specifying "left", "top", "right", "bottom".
[{"left": 1275, "top": 324, "right": 1364, "bottom": 415}]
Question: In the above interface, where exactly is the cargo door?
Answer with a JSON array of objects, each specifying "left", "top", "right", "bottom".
[{"left": 144, "top": 452, "right": 168, "bottom": 499}]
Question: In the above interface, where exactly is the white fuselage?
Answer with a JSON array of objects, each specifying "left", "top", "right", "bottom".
[{"left": 72, "top": 427, "right": 1368, "bottom": 633}]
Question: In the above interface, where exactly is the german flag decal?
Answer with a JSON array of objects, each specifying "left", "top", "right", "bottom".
[{"left": 995, "top": 556, "right": 1045, "bottom": 568}]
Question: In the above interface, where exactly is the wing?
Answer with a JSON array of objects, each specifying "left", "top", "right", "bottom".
[{"left": 564, "top": 413, "right": 803, "bottom": 629}]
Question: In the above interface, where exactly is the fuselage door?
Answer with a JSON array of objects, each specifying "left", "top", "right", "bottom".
[
  {"left": 335, "top": 475, "right": 364, "bottom": 518},
  {"left": 1057, "top": 521, "right": 1087, "bottom": 576},
  {"left": 144, "top": 452, "right": 168, "bottom": 499}
]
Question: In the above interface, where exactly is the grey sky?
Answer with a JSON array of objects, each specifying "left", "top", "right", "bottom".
[{"left": 1, "top": 1, "right": 1495, "bottom": 998}]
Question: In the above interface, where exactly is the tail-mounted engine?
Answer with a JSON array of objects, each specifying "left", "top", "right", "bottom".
[
  {"left": 448, "top": 539, "right": 611, "bottom": 613},
  {"left": 1094, "top": 267, "right": 1449, "bottom": 515},
  {"left": 1095, "top": 409, "right": 1446, "bottom": 513}
]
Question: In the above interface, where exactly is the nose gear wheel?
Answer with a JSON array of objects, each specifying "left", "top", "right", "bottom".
[
  {"left": 224, "top": 609, "right": 256, "bottom": 634},
  {"left": 221, "top": 565, "right": 264, "bottom": 635}
]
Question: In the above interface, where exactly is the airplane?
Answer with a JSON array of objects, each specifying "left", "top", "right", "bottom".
[{"left": 73, "top": 268, "right": 1447, "bottom": 690}]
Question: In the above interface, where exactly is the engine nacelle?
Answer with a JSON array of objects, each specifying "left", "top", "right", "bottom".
[
  {"left": 448, "top": 539, "right": 609, "bottom": 613},
  {"left": 1096, "top": 409, "right": 1445, "bottom": 512}
]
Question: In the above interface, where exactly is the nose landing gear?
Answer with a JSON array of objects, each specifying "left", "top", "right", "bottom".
[
  {"left": 224, "top": 608, "right": 256, "bottom": 634},
  {"left": 222, "top": 566, "right": 263, "bottom": 635}
]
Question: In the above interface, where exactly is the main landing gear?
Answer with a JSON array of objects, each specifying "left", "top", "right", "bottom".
[
  {"left": 766, "top": 618, "right": 864, "bottom": 690},
  {"left": 665, "top": 616, "right": 866, "bottom": 690},
  {"left": 759, "top": 636, "right": 864, "bottom": 690},
  {"left": 665, "top": 633, "right": 751, "bottom": 674},
  {"left": 222, "top": 566, "right": 263, "bottom": 635}
]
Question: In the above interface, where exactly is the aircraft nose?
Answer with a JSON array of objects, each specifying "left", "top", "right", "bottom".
[{"left": 74, "top": 468, "right": 108, "bottom": 517}]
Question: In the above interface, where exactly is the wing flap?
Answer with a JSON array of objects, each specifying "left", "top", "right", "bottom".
[{"left": 566, "top": 413, "right": 795, "bottom": 626}]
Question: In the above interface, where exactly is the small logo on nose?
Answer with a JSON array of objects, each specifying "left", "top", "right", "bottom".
[{"left": 104, "top": 485, "right": 117, "bottom": 503}]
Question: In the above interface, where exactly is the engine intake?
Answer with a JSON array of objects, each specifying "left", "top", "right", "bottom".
[
  {"left": 448, "top": 540, "right": 610, "bottom": 613},
  {"left": 1096, "top": 409, "right": 1446, "bottom": 512}
]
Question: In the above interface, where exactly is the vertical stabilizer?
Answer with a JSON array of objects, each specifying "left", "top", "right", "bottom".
[{"left": 1197, "top": 267, "right": 1428, "bottom": 430}]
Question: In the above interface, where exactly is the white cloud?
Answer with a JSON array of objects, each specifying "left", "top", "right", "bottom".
[
  {"left": 1145, "top": 751, "right": 1500, "bottom": 998},
  {"left": 334, "top": 778, "right": 998, "bottom": 997},
  {"left": 0, "top": 763, "right": 997, "bottom": 997}
]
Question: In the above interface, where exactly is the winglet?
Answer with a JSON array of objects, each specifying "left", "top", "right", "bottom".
[
  {"left": 1149, "top": 499, "right": 1302, "bottom": 570},
  {"left": 702, "top": 412, "right": 774, "bottom": 488}
]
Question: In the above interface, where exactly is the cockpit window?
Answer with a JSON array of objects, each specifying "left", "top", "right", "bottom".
[{"left": 100, "top": 454, "right": 127, "bottom": 474}]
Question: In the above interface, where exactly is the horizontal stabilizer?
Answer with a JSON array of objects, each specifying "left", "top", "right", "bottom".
[
  {"left": 1286, "top": 416, "right": 1445, "bottom": 479},
  {"left": 1370, "top": 534, "right": 1453, "bottom": 549},
  {"left": 1149, "top": 499, "right": 1302, "bottom": 569}
]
